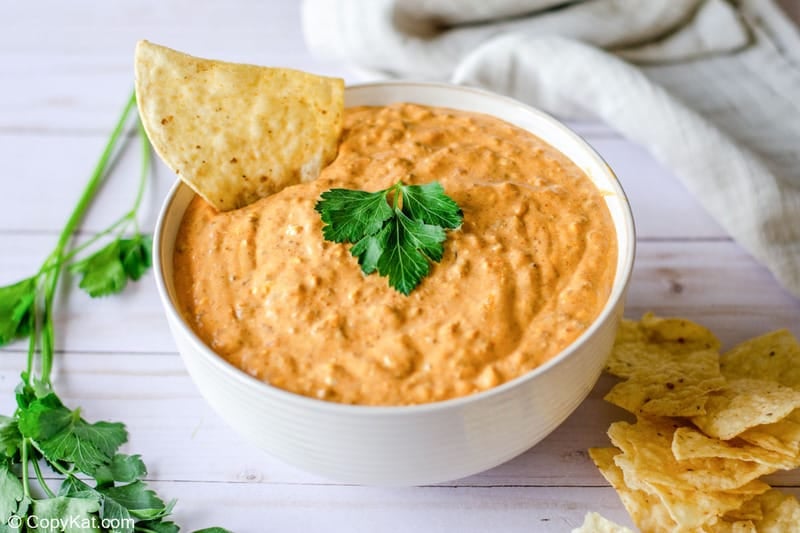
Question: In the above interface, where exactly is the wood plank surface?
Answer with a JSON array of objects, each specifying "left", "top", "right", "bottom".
[{"left": 1, "top": 0, "right": 799, "bottom": 531}]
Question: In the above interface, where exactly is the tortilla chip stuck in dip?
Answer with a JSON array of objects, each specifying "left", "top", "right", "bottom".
[
  {"left": 135, "top": 40, "right": 344, "bottom": 211},
  {"left": 136, "top": 44, "right": 618, "bottom": 406}
]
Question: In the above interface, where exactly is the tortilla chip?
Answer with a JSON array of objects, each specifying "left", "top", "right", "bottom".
[
  {"left": 738, "top": 409, "right": 800, "bottom": 456},
  {"left": 605, "top": 314, "right": 721, "bottom": 379},
  {"left": 722, "top": 496, "right": 763, "bottom": 522},
  {"left": 607, "top": 418, "right": 772, "bottom": 492},
  {"left": 691, "top": 379, "right": 800, "bottom": 440},
  {"left": 639, "top": 312, "right": 721, "bottom": 354},
  {"left": 596, "top": 317, "right": 800, "bottom": 531},
  {"left": 624, "top": 472, "right": 768, "bottom": 530},
  {"left": 135, "top": 40, "right": 344, "bottom": 211},
  {"left": 571, "top": 512, "right": 634, "bottom": 533},
  {"left": 604, "top": 353, "right": 725, "bottom": 416},
  {"left": 589, "top": 448, "right": 679, "bottom": 533},
  {"left": 751, "top": 489, "right": 800, "bottom": 531},
  {"left": 672, "top": 427, "right": 799, "bottom": 471},
  {"left": 702, "top": 520, "right": 757, "bottom": 533},
  {"left": 604, "top": 314, "right": 725, "bottom": 416},
  {"left": 623, "top": 474, "right": 766, "bottom": 530},
  {"left": 721, "top": 330, "right": 800, "bottom": 388}
]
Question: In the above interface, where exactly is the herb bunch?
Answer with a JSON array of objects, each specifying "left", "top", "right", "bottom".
[
  {"left": 0, "top": 92, "right": 229, "bottom": 533},
  {"left": 315, "top": 181, "right": 463, "bottom": 295}
]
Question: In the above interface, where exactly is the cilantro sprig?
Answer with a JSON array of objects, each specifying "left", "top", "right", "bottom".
[
  {"left": 315, "top": 181, "right": 463, "bottom": 294},
  {"left": 0, "top": 92, "right": 230, "bottom": 533}
]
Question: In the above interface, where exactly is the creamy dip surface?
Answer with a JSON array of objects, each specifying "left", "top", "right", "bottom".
[{"left": 173, "top": 103, "right": 618, "bottom": 405}]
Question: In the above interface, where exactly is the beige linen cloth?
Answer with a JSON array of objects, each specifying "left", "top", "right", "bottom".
[{"left": 302, "top": 0, "right": 800, "bottom": 298}]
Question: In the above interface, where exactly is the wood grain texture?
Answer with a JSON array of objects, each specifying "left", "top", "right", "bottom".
[
  {"left": 138, "top": 483, "right": 641, "bottom": 533},
  {"left": 1, "top": 0, "right": 799, "bottom": 531},
  {"left": 0, "top": 131, "right": 725, "bottom": 237}
]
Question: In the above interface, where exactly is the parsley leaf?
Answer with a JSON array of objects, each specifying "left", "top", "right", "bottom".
[
  {"left": 350, "top": 225, "right": 390, "bottom": 274},
  {"left": 69, "top": 235, "right": 152, "bottom": 298},
  {"left": 0, "top": 277, "right": 36, "bottom": 346},
  {"left": 70, "top": 241, "right": 126, "bottom": 297},
  {"left": 314, "top": 188, "right": 393, "bottom": 242},
  {"left": 18, "top": 394, "right": 128, "bottom": 473},
  {"left": 99, "top": 481, "right": 170, "bottom": 521},
  {"left": 33, "top": 496, "right": 102, "bottom": 533},
  {"left": 93, "top": 454, "right": 147, "bottom": 486},
  {"left": 377, "top": 211, "right": 446, "bottom": 295},
  {"left": 401, "top": 182, "right": 463, "bottom": 229},
  {"left": 134, "top": 521, "right": 180, "bottom": 533},
  {"left": 119, "top": 235, "right": 153, "bottom": 281},
  {"left": 59, "top": 476, "right": 170, "bottom": 533},
  {"left": 315, "top": 181, "right": 462, "bottom": 294},
  {"left": 0, "top": 416, "right": 21, "bottom": 458},
  {"left": 0, "top": 91, "right": 228, "bottom": 533},
  {"left": 0, "top": 464, "right": 23, "bottom": 524}
]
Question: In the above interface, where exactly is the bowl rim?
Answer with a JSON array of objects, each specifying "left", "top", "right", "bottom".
[{"left": 153, "top": 80, "right": 637, "bottom": 416}]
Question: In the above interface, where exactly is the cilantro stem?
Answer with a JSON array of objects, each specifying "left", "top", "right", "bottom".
[
  {"left": 43, "top": 455, "right": 72, "bottom": 477},
  {"left": 56, "top": 91, "right": 138, "bottom": 260},
  {"left": 31, "top": 451, "right": 56, "bottom": 498},
  {"left": 21, "top": 439, "right": 31, "bottom": 498},
  {"left": 35, "top": 90, "right": 137, "bottom": 385},
  {"left": 391, "top": 181, "right": 402, "bottom": 210},
  {"left": 54, "top": 214, "right": 131, "bottom": 265},
  {"left": 18, "top": 116, "right": 148, "bottom": 297},
  {"left": 25, "top": 295, "right": 38, "bottom": 385},
  {"left": 0, "top": 88, "right": 225, "bottom": 532}
]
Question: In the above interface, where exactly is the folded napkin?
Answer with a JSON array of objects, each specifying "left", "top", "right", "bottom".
[{"left": 302, "top": 0, "right": 800, "bottom": 298}]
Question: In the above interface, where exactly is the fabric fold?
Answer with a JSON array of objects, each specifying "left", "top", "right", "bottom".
[
  {"left": 453, "top": 34, "right": 800, "bottom": 295},
  {"left": 302, "top": 0, "right": 800, "bottom": 298}
]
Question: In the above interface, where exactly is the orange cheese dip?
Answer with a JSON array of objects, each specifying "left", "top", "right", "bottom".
[{"left": 173, "top": 103, "right": 617, "bottom": 405}]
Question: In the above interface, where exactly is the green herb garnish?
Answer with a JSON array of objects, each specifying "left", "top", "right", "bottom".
[
  {"left": 315, "top": 181, "right": 463, "bottom": 294},
  {"left": 0, "top": 91, "right": 230, "bottom": 533}
]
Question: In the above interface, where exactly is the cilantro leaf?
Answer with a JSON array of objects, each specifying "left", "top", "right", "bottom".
[
  {"left": 42, "top": 419, "right": 128, "bottom": 474},
  {"left": 376, "top": 211, "right": 446, "bottom": 295},
  {"left": 69, "top": 234, "right": 153, "bottom": 298},
  {"left": 70, "top": 241, "right": 127, "bottom": 297},
  {"left": 350, "top": 225, "right": 390, "bottom": 274},
  {"left": 93, "top": 454, "right": 148, "bottom": 485},
  {"left": 16, "top": 393, "right": 68, "bottom": 439},
  {"left": 99, "top": 481, "right": 170, "bottom": 521},
  {"left": 315, "top": 188, "right": 393, "bottom": 243},
  {"left": 400, "top": 182, "right": 463, "bottom": 229},
  {"left": 18, "top": 394, "right": 128, "bottom": 474},
  {"left": 58, "top": 476, "right": 94, "bottom": 497},
  {"left": 0, "top": 496, "right": 29, "bottom": 533},
  {"left": 14, "top": 381, "right": 35, "bottom": 410},
  {"left": 0, "top": 416, "right": 21, "bottom": 458},
  {"left": 0, "top": 92, "right": 232, "bottom": 533},
  {"left": 316, "top": 181, "right": 462, "bottom": 294},
  {"left": 0, "top": 464, "right": 23, "bottom": 524},
  {"left": 120, "top": 235, "right": 153, "bottom": 281},
  {"left": 101, "top": 493, "right": 135, "bottom": 533},
  {"left": 59, "top": 476, "right": 159, "bottom": 533},
  {"left": 135, "top": 521, "right": 180, "bottom": 533},
  {"left": 397, "top": 209, "right": 446, "bottom": 262},
  {"left": 33, "top": 496, "right": 102, "bottom": 533},
  {"left": 0, "top": 277, "right": 36, "bottom": 346},
  {"left": 61, "top": 476, "right": 168, "bottom": 533}
]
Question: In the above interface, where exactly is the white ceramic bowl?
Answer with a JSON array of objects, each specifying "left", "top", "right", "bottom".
[{"left": 154, "top": 82, "right": 636, "bottom": 486}]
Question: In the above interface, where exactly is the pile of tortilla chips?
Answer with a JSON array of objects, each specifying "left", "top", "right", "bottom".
[{"left": 575, "top": 313, "right": 800, "bottom": 532}]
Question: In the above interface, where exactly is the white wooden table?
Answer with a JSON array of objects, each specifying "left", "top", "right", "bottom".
[{"left": 2, "top": 2, "right": 799, "bottom": 531}]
